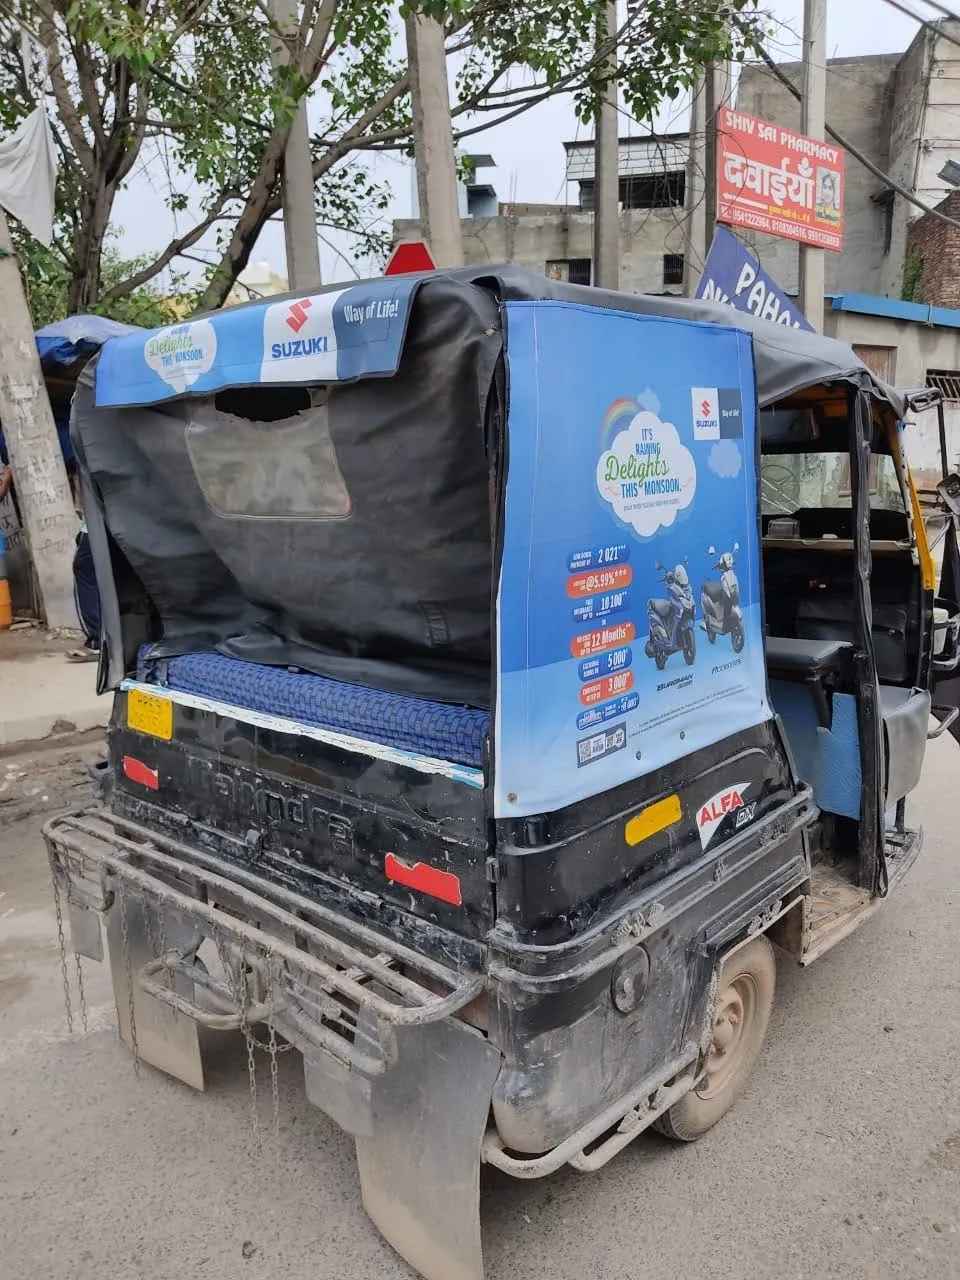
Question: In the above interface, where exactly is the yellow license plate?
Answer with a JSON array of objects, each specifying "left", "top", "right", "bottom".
[{"left": 127, "top": 689, "right": 173, "bottom": 741}]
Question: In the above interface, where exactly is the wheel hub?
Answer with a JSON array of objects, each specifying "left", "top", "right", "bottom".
[{"left": 699, "top": 971, "right": 757, "bottom": 1099}]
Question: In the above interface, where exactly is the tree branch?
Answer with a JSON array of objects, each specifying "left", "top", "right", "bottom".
[
  {"left": 98, "top": 188, "right": 239, "bottom": 302},
  {"left": 35, "top": 4, "right": 95, "bottom": 176}
]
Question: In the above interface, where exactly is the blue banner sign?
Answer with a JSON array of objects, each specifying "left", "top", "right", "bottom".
[
  {"left": 696, "top": 226, "right": 813, "bottom": 331},
  {"left": 495, "top": 300, "right": 771, "bottom": 818},
  {"left": 94, "top": 277, "right": 419, "bottom": 407}
]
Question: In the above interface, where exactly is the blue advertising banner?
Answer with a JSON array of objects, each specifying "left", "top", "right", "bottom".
[
  {"left": 94, "top": 277, "right": 419, "bottom": 407},
  {"left": 696, "top": 226, "right": 813, "bottom": 331},
  {"left": 495, "top": 300, "right": 770, "bottom": 819}
]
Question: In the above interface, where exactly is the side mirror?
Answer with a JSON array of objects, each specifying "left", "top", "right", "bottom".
[
  {"left": 683, "top": 556, "right": 689, "bottom": 564},
  {"left": 707, "top": 545, "right": 716, "bottom": 556},
  {"left": 937, "top": 473, "right": 960, "bottom": 518},
  {"left": 654, "top": 561, "right": 663, "bottom": 570},
  {"left": 733, "top": 541, "right": 740, "bottom": 552}
]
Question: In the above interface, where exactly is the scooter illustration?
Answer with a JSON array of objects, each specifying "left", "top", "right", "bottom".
[
  {"left": 701, "top": 544, "right": 744, "bottom": 652},
  {"left": 645, "top": 560, "right": 696, "bottom": 670}
]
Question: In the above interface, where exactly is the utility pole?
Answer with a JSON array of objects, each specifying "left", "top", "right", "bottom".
[
  {"left": 0, "top": 209, "right": 78, "bottom": 629},
  {"left": 593, "top": 0, "right": 619, "bottom": 290},
  {"left": 799, "top": 0, "right": 826, "bottom": 330},
  {"left": 683, "top": 72, "right": 708, "bottom": 297},
  {"left": 269, "top": 0, "right": 322, "bottom": 289},
  {"left": 405, "top": 13, "right": 463, "bottom": 269},
  {"left": 684, "top": 60, "right": 731, "bottom": 297},
  {"left": 704, "top": 62, "right": 732, "bottom": 250}
]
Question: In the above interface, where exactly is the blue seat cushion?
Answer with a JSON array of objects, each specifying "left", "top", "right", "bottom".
[{"left": 138, "top": 650, "right": 488, "bottom": 768}]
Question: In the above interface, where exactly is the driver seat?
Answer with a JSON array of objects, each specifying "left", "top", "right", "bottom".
[{"left": 701, "top": 581, "right": 725, "bottom": 605}]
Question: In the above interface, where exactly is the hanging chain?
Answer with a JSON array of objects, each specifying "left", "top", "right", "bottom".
[
  {"left": 117, "top": 880, "right": 140, "bottom": 1076},
  {"left": 51, "top": 875, "right": 75, "bottom": 1037},
  {"left": 73, "top": 949, "right": 89, "bottom": 1036},
  {"left": 268, "top": 1018, "right": 281, "bottom": 1141},
  {"left": 157, "top": 899, "right": 168, "bottom": 975},
  {"left": 231, "top": 937, "right": 262, "bottom": 1156},
  {"left": 140, "top": 886, "right": 158, "bottom": 959}
]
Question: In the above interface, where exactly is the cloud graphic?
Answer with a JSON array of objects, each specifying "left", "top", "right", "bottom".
[
  {"left": 708, "top": 438, "right": 742, "bottom": 479},
  {"left": 637, "top": 388, "right": 661, "bottom": 416},
  {"left": 145, "top": 320, "right": 217, "bottom": 394},
  {"left": 596, "top": 411, "right": 696, "bottom": 538}
]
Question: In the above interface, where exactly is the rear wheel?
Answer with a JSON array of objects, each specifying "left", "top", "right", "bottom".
[{"left": 655, "top": 934, "right": 775, "bottom": 1142}]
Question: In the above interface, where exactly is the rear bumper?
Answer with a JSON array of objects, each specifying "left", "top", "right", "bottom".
[
  {"left": 44, "top": 805, "right": 502, "bottom": 1280},
  {"left": 44, "top": 806, "right": 485, "bottom": 1078}
]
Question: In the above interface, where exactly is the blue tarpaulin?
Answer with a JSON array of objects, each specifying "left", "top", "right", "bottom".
[
  {"left": 0, "top": 316, "right": 141, "bottom": 467},
  {"left": 35, "top": 314, "right": 139, "bottom": 369}
]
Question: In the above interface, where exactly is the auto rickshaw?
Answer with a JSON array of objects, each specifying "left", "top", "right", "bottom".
[{"left": 44, "top": 267, "right": 960, "bottom": 1280}]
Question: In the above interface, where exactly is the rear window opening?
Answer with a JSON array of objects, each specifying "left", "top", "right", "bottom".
[{"left": 186, "top": 386, "right": 352, "bottom": 520}]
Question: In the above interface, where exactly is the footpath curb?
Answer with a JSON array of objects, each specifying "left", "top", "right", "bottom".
[{"left": 0, "top": 653, "right": 109, "bottom": 750}]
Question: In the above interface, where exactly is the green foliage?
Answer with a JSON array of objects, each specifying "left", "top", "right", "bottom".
[
  {"left": 0, "top": 1, "right": 768, "bottom": 313},
  {"left": 901, "top": 251, "right": 924, "bottom": 304},
  {"left": 17, "top": 233, "right": 198, "bottom": 330},
  {"left": 458, "top": 0, "right": 767, "bottom": 125}
]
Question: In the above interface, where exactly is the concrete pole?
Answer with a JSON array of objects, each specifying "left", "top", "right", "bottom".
[
  {"left": 703, "top": 62, "right": 731, "bottom": 251},
  {"left": 405, "top": 13, "right": 463, "bottom": 268},
  {"left": 799, "top": 0, "right": 826, "bottom": 330},
  {"left": 269, "top": 0, "right": 321, "bottom": 289},
  {"left": 0, "top": 209, "right": 78, "bottom": 628},
  {"left": 683, "top": 72, "right": 708, "bottom": 297},
  {"left": 593, "top": 0, "right": 620, "bottom": 291}
]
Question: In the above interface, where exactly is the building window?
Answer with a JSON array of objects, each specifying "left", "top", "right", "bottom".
[
  {"left": 546, "top": 259, "right": 592, "bottom": 286},
  {"left": 926, "top": 370, "right": 960, "bottom": 404},
  {"left": 662, "top": 254, "right": 685, "bottom": 287},
  {"left": 622, "top": 172, "right": 685, "bottom": 209},
  {"left": 577, "top": 171, "right": 686, "bottom": 212}
]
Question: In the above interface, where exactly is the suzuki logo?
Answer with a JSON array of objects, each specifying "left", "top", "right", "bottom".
[
  {"left": 286, "top": 299, "right": 312, "bottom": 333},
  {"left": 700, "top": 399, "right": 712, "bottom": 417}
]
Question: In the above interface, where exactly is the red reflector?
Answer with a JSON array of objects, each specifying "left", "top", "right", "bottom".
[
  {"left": 123, "top": 755, "right": 158, "bottom": 790},
  {"left": 384, "top": 852, "right": 462, "bottom": 906}
]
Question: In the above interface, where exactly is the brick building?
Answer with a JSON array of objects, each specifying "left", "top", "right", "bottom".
[{"left": 904, "top": 191, "right": 960, "bottom": 310}]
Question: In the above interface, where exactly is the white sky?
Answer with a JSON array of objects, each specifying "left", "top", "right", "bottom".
[{"left": 111, "top": 0, "right": 948, "bottom": 288}]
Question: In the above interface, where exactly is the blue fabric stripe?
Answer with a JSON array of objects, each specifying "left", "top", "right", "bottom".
[{"left": 139, "top": 651, "right": 488, "bottom": 769}]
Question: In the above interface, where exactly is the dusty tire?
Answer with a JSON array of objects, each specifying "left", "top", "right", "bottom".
[{"left": 655, "top": 934, "right": 775, "bottom": 1142}]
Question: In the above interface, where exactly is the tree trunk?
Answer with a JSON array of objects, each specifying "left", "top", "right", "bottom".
[
  {"left": 68, "top": 181, "right": 116, "bottom": 313},
  {"left": 195, "top": 131, "right": 291, "bottom": 312}
]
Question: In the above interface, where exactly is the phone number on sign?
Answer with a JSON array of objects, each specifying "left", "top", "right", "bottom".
[{"left": 727, "top": 208, "right": 841, "bottom": 250}]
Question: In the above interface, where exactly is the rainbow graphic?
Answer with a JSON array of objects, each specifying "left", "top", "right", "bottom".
[{"left": 600, "top": 397, "right": 639, "bottom": 446}]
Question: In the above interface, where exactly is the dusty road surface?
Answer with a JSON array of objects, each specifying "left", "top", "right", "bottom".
[{"left": 2, "top": 738, "right": 959, "bottom": 1280}]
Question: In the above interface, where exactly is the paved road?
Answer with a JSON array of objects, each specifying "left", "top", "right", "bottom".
[{"left": 2, "top": 740, "right": 959, "bottom": 1280}]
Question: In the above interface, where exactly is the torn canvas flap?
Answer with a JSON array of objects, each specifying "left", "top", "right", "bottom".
[{"left": 0, "top": 107, "right": 58, "bottom": 245}]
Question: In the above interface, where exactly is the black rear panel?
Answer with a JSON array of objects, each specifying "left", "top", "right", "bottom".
[
  {"left": 108, "top": 692, "right": 494, "bottom": 945},
  {"left": 494, "top": 718, "right": 802, "bottom": 945}
]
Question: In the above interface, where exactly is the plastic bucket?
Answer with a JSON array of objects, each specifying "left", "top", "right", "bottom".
[{"left": 0, "top": 531, "right": 11, "bottom": 630}]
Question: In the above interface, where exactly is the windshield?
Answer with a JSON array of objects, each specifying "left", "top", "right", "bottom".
[
  {"left": 673, "top": 565, "right": 689, "bottom": 587},
  {"left": 760, "top": 451, "right": 904, "bottom": 517}
]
